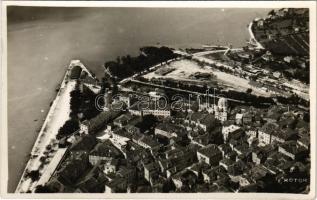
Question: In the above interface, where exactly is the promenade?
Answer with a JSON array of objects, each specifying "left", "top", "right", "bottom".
[{"left": 15, "top": 60, "right": 91, "bottom": 193}]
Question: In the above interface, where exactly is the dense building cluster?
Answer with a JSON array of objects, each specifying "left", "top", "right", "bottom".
[
  {"left": 37, "top": 89, "right": 310, "bottom": 193},
  {"left": 251, "top": 8, "right": 309, "bottom": 56}
]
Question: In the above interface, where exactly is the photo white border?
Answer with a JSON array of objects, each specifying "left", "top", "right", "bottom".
[{"left": 0, "top": 1, "right": 316, "bottom": 200}]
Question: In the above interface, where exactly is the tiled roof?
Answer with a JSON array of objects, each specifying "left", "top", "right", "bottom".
[{"left": 198, "top": 144, "right": 222, "bottom": 157}]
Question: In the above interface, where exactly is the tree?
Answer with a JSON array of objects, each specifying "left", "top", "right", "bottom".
[
  {"left": 56, "top": 119, "right": 79, "bottom": 139},
  {"left": 46, "top": 144, "right": 52, "bottom": 151},
  {"left": 105, "top": 46, "right": 178, "bottom": 80},
  {"left": 26, "top": 170, "right": 40, "bottom": 182},
  {"left": 35, "top": 185, "right": 51, "bottom": 193},
  {"left": 246, "top": 88, "right": 253, "bottom": 94},
  {"left": 39, "top": 156, "right": 46, "bottom": 163},
  {"left": 116, "top": 56, "right": 121, "bottom": 64},
  {"left": 190, "top": 101, "right": 199, "bottom": 112},
  {"left": 131, "top": 85, "right": 137, "bottom": 91},
  {"left": 135, "top": 114, "right": 157, "bottom": 133},
  {"left": 70, "top": 88, "right": 82, "bottom": 116}
]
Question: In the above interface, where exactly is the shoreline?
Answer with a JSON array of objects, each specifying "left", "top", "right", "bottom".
[
  {"left": 12, "top": 86, "right": 58, "bottom": 192},
  {"left": 7, "top": 60, "right": 68, "bottom": 193},
  {"left": 15, "top": 65, "right": 70, "bottom": 193},
  {"left": 248, "top": 21, "right": 264, "bottom": 49},
  {"left": 15, "top": 60, "right": 83, "bottom": 193}
]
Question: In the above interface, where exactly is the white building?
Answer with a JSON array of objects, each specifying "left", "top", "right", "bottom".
[
  {"left": 197, "top": 144, "right": 222, "bottom": 165},
  {"left": 258, "top": 130, "right": 271, "bottom": 146},
  {"left": 129, "top": 102, "right": 171, "bottom": 117},
  {"left": 218, "top": 97, "right": 228, "bottom": 112},
  {"left": 236, "top": 113, "right": 243, "bottom": 125},
  {"left": 111, "top": 129, "right": 131, "bottom": 147},
  {"left": 214, "top": 97, "right": 228, "bottom": 122},
  {"left": 222, "top": 124, "right": 241, "bottom": 141}
]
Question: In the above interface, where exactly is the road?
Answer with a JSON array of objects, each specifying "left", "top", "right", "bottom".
[
  {"left": 248, "top": 21, "right": 265, "bottom": 49},
  {"left": 128, "top": 79, "right": 245, "bottom": 104},
  {"left": 118, "top": 58, "right": 177, "bottom": 85},
  {"left": 193, "top": 48, "right": 243, "bottom": 57}
]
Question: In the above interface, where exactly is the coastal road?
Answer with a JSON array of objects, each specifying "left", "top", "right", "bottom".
[{"left": 193, "top": 48, "right": 243, "bottom": 57}]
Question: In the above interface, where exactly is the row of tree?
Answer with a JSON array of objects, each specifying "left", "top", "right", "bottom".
[{"left": 105, "top": 46, "right": 178, "bottom": 80}]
